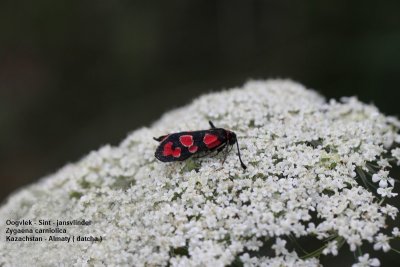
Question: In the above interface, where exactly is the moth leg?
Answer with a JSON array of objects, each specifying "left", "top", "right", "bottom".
[
  {"left": 216, "top": 143, "right": 227, "bottom": 154},
  {"left": 193, "top": 144, "right": 225, "bottom": 159},
  {"left": 193, "top": 150, "right": 215, "bottom": 159},
  {"left": 221, "top": 144, "right": 233, "bottom": 165}
]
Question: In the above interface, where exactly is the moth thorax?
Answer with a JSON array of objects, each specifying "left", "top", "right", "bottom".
[{"left": 227, "top": 131, "right": 237, "bottom": 145}]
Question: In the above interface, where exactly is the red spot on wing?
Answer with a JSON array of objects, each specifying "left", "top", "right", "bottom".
[
  {"left": 188, "top": 145, "right": 198, "bottom": 153},
  {"left": 203, "top": 133, "right": 221, "bottom": 148},
  {"left": 163, "top": 142, "right": 174, "bottom": 156},
  {"left": 172, "top": 147, "right": 181, "bottom": 158},
  {"left": 204, "top": 134, "right": 217, "bottom": 144},
  {"left": 208, "top": 140, "right": 221, "bottom": 148},
  {"left": 179, "top": 135, "right": 194, "bottom": 147},
  {"left": 162, "top": 141, "right": 182, "bottom": 158}
]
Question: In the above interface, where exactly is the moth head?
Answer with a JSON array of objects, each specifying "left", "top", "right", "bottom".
[{"left": 227, "top": 131, "right": 237, "bottom": 145}]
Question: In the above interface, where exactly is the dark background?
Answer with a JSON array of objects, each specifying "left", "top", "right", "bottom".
[{"left": 0, "top": 1, "right": 400, "bottom": 263}]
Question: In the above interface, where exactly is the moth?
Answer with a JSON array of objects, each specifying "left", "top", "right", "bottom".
[{"left": 154, "top": 121, "right": 247, "bottom": 169}]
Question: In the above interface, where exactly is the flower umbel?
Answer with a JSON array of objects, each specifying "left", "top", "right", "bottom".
[{"left": 0, "top": 80, "right": 399, "bottom": 266}]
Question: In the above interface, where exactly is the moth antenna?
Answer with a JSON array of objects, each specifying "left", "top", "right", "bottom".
[
  {"left": 209, "top": 121, "right": 216, "bottom": 129},
  {"left": 236, "top": 140, "right": 247, "bottom": 169},
  {"left": 153, "top": 135, "right": 168, "bottom": 142}
]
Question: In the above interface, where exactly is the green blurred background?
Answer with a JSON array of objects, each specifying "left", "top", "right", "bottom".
[
  {"left": 2, "top": 1, "right": 400, "bottom": 196},
  {"left": 2, "top": 0, "right": 400, "bottom": 201},
  {"left": 1, "top": 0, "right": 400, "bottom": 264}
]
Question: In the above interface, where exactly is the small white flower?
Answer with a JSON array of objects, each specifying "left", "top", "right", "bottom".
[
  {"left": 371, "top": 170, "right": 394, "bottom": 188},
  {"left": 380, "top": 204, "right": 399, "bottom": 220},
  {"left": 377, "top": 158, "right": 390, "bottom": 168},
  {"left": 377, "top": 187, "right": 398, "bottom": 198},
  {"left": 392, "top": 227, "right": 400, "bottom": 237},
  {"left": 272, "top": 238, "right": 288, "bottom": 255},
  {"left": 322, "top": 240, "right": 338, "bottom": 256},
  {"left": 347, "top": 235, "right": 362, "bottom": 251},
  {"left": 352, "top": 253, "right": 380, "bottom": 267},
  {"left": 392, "top": 147, "right": 400, "bottom": 166},
  {"left": 373, "top": 233, "right": 391, "bottom": 252}
]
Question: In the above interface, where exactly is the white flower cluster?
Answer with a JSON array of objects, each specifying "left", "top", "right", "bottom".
[{"left": 1, "top": 80, "right": 399, "bottom": 266}]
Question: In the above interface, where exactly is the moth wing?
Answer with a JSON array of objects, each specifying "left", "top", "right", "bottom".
[
  {"left": 173, "top": 148, "right": 194, "bottom": 161},
  {"left": 155, "top": 133, "right": 194, "bottom": 162}
]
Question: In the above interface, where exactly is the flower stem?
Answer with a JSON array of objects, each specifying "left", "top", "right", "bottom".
[
  {"left": 391, "top": 248, "right": 400, "bottom": 254},
  {"left": 300, "top": 236, "right": 345, "bottom": 259}
]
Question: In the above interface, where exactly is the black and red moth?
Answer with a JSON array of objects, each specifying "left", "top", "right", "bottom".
[{"left": 154, "top": 121, "right": 247, "bottom": 169}]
